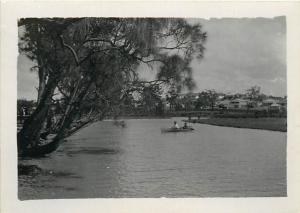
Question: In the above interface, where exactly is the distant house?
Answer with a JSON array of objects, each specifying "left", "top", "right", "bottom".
[
  {"left": 270, "top": 103, "right": 281, "bottom": 110},
  {"left": 262, "top": 98, "right": 278, "bottom": 106},
  {"left": 278, "top": 99, "right": 287, "bottom": 109},
  {"left": 258, "top": 98, "right": 287, "bottom": 111},
  {"left": 216, "top": 100, "right": 231, "bottom": 109},
  {"left": 256, "top": 101, "right": 264, "bottom": 107},
  {"left": 228, "top": 99, "right": 249, "bottom": 109}
]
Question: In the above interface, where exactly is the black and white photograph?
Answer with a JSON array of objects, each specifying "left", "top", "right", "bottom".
[
  {"left": 2, "top": 2, "right": 300, "bottom": 213},
  {"left": 16, "top": 16, "right": 288, "bottom": 199}
]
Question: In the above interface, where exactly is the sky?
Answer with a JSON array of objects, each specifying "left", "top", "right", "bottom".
[{"left": 18, "top": 17, "right": 286, "bottom": 100}]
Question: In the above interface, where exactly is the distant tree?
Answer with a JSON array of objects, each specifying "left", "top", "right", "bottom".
[
  {"left": 119, "top": 93, "right": 136, "bottom": 115},
  {"left": 246, "top": 86, "right": 261, "bottom": 101},
  {"left": 139, "top": 84, "right": 163, "bottom": 115},
  {"left": 195, "top": 90, "right": 217, "bottom": 110},
  {"left": 166, "top": 87, "right": 180, "bottom": 111},
  {"left": 195, "top": 92, "right": 207, "bottom": 110},
  {"left": 245, "top": 86, "right": 263, "bottom": 111},
  {"left": 181, "top": 93, "right": 195, "bottom": 111}
]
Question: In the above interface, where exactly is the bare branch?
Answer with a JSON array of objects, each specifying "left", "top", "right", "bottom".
[{"left": 59, "top": 35, "right": 79, "bottom": 66}]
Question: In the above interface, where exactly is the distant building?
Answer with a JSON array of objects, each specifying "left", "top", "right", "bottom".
[
  {"left": 257, "top": 97, "right": 286, "bottom": 111},
  {"left": 270, "top": 103, "right": 281, "bottom": 110},
  {"left": 216, "top": 100, "right": 231, "bottom": 109},
  {"left": 278, "top": 99, "right": 287, "bottom": 109},
  {"left": 165, "top": 91, "right": 287, "bottom": 112},
  {"left": 228, "top": 99, "right": 249, "bottom": 109},
  {"left": 262, "top": 98, "right": 278, "bottom": 106}
]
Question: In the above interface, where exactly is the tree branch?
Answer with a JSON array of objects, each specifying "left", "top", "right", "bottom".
[{"left": 59, "top": 35, "right": 79, "bottom": 66}]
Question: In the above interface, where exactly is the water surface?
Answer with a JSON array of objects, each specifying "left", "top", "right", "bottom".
[{"left": 19, "top": 118, "right": 286, "bottom": 199}]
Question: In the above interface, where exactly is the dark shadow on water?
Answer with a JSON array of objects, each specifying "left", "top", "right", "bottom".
[
  {"left": 18, "top": 164, "right": 82, "bottom": 179},
  {"left": 51, "top": 171, "right": 82, "bottom": 179},
  {"left": 67, "top": 147, "right": 119, "bottom": 156},
  {"left": 64, "top": 187, "right": 77, "bottom": 191},
  {"left": 18, "top": 164, "right": 42, "bottom": 176}
]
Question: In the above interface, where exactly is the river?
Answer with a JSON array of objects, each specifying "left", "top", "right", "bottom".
[{"left": 18, "top": 118, "right": 286, "bottom": 199}]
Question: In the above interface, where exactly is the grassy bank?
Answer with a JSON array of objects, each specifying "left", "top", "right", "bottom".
[{"left": 186, "top": 117, "right": 287, "bottom": 132}]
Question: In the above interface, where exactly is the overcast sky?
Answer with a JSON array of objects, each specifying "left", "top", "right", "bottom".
[{"left": 18, "top": 17, "right": 286, "bottom": 100}]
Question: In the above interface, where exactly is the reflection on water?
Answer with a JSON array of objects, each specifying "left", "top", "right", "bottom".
[{"left": 18, "top": 118, "right": 286, "bottom": 199}]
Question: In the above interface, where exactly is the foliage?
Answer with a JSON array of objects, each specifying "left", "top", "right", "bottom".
[
  {"left": 17, "top": 99, "right": 36, "bottom": 115},
  {"left": 195, "top": 90, "right": 218, "bottom": 110},
  {"left": 17, "top": 18, "right": 207, "bottom": 157},
  {"left": 246, "top": 86, "right": 261, "bottom": 101},
  {"left": 138, "top": 84, "right": 163, "bottom": 114}
]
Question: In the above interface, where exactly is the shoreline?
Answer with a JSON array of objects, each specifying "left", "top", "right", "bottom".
[
  {"left": 184, "top": 117, "right": 287, "bottom": 132},
  {"left": 113, "top": 115, "right": 172, "bottom": 119}
]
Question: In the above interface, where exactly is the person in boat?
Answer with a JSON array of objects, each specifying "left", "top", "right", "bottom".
[{"left": 173, "top": 121, "right": 179, "bottom": 129}]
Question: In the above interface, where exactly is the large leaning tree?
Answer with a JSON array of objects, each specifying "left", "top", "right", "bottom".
[{"left": 18, "top": 18, "right": 206, "bottom": 157}]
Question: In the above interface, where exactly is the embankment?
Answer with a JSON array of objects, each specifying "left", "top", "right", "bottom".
[{"left": 185, "top": 117, "right": 287, "bottom": 132}]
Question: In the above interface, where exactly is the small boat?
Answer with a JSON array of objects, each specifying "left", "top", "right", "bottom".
[{"left": 161, "top": 127, "right": 194, "bottom": 133}]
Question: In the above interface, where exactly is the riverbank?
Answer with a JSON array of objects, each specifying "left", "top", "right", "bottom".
[
  {"left": 117, "top": 115, "right": 171, "bottom": 119},
  {"left": 185, "top": 117, "right": 287, "bottom": 132}
]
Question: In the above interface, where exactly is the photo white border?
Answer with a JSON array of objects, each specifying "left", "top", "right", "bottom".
[{"left": 1, "top": 1, "right": 300, "bottom": 213}]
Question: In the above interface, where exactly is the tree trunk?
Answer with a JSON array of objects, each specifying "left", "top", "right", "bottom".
[
  {"left": 35, "top": 25, "right": 47, "bottom": 105},
  {"left": 37, "top": 65, "right": 47, "bottom": 105},
  {"left": 53, "top": 80, "right": 93, "bottom": 143},
  {"left": 54, "top": 79, "right": 82, "bottom": 133},
  {"left": 17, "top": 77, "right": 58, "bottom": 155}
]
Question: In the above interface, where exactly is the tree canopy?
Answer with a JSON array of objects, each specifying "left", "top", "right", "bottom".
[{"left": 18, "top": 18, "right": 207, "bottom": 157}]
